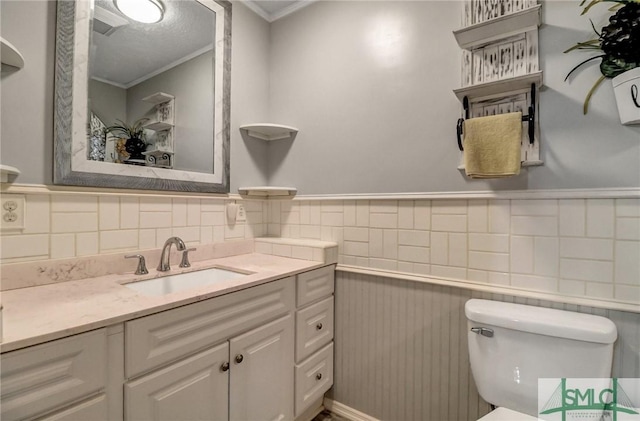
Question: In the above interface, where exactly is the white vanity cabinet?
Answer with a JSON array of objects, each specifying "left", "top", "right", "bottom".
[
  {"left": 294, "top": 265, "right": 335, "bottom": 418},
  {"left": 0, "top": 327, "right": 124, "bottom": 421},
  {"left": 124, "top": 277, "right": 295, "bottom": 421},
  {"left": 0, "top": 264, "right": 336, "bottom": 421}
]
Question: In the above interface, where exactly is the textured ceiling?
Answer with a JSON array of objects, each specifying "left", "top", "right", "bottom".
[{"left": 91, "top": 0, "right": 216, "bottom": 87}]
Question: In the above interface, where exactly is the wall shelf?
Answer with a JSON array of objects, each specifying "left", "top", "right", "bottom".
[
  {"left": 238, "top": 186, "right": 297, "bottom": 197},
  {"left": 239, "top": 124, "right": 298, "bottom": 141},
  {"left": 453, "top": 5, "right": 541, "bottom": 50},
  {"left": 0, "top": 165, "right": 21, "bottom": 182},
  {"left": 454, "top": 71, "right": 543, "bottom": 102},
  {"left": 1, "top": 37, "right": 24, "bottom": 70},
  {"left": 144, "top": 121, "right": 174, "bottom": 131},
  {"left": 141, "top": 92, "right": 174, "bottom": 105}
]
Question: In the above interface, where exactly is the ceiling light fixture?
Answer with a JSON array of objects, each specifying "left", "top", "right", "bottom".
[{"left": 114, "top": 0, "right": 164, "bottom": 24}]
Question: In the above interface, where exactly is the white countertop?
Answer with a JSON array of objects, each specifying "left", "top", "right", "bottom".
[{"left": 0, "top": 253, "right": 327, "bottom": 353}]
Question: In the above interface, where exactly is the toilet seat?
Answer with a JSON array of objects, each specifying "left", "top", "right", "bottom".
[{"left": 477, "top": 407, "right": 540, "bottom": 421}]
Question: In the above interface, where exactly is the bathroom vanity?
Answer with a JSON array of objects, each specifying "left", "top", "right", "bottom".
[{"left": 0, "top": 253, "right": 335, "bottom": 421}]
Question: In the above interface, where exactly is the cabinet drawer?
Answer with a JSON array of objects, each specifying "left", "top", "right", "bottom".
[
  {"left": 295, "top": 296, "right": 334, "bottom": 362},
  {"left": 294, "top": 342, "right": 334, "bottom": 418},
  {"left": 296, "top": 265, "right": 334, "bottom": 307},
  {"left": 126, "top": 277, "right": 294, "bottom": 378},
  {"left": 34, "top": 394, "right": 108, "bottom": 421},
  {"left": 1, "top": 329, "right": 107, "bottom": 421}
]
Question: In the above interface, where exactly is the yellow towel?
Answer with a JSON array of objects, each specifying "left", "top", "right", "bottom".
[{"left": 463, "top": 112, "right": 522, "bottom": 178}]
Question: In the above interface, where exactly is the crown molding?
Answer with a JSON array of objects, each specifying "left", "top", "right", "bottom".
[{"left": 242, "top": 0, "right": 317, "bottom": 23}]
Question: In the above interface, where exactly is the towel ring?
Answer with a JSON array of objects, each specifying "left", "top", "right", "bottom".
[{"left": 456, "top": 84, "right": 536, "bottom": 151}]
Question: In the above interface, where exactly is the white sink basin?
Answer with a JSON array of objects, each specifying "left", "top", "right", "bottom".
[{"left": 125, "top": 267, "right": 249, "bottom": 296}]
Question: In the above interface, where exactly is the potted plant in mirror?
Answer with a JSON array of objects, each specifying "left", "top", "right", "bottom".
[
  {"left": 565, "top": 0, "right": 640, "bottom": 124},
  {"left": 104, "top": 118, "right": 150, "bottom": 163}
]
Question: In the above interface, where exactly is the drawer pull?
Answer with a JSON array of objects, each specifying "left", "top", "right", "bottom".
[
  {"left": 221, "top": 362, "right": 230, "bottom": 372},
  {"left": 235, "top": 354, "right": 244, "bottom": 364},
  {"left": 316, "top": 323, "right": 323, "bottom": 330},
  {"left": 316, "top": 373, "right": 323, "bottom": 380}
]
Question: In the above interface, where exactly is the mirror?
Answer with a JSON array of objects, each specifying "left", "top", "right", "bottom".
[{"left": 54, "top": 0, "right": 231, "bottom": 193}]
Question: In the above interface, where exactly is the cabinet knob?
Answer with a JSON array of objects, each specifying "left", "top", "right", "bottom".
[
  {"left": 316, "top": 323, "right": 323, "bottom": 330},
  {"left": 235, "top": 354, "right": 244, "bottom": 364},
  {"left": 316, "top": 373, "right": 322, "bottom": 380},
  {"left": 220, "top": 362, "right": 230, "bottom": 372}
]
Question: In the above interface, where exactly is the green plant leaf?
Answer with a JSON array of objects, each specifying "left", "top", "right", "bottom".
[
  {"left": 565, "top": 54, "right": 606, "bottom": 81},
  {"left": 582, "top": 0, "right": 603, "bottom": 15},
  {"left": 563, "top": 39, "right": 601, "bottom": 53},
  {"left": 583, "top": 75, "right": 606, "bottom": 114}
]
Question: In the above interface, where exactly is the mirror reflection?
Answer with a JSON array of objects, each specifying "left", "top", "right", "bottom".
[{"left": 88, "top": 0, "right": 216, "bottom": 173}]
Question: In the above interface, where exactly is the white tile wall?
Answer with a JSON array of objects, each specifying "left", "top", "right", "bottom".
[
  {"left": 274, "top": 197, "right": 639, "bottom": 305},
  {"left": 2, "top": 193, "right": 639, "bottom": 305},
  {"left": 1, "top": 193, "right": 266, "bottom": 263}
]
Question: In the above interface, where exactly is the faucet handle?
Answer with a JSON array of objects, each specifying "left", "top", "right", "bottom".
[
  {"left": 125, "top": 254, "right": 149, "bottom": 275},
  {"left": 179, "top": 248, "right": 197, "bottom": 268}
]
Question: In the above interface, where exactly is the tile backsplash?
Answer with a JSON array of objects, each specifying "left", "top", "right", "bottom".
[
  {"left": 1, "top": 193, "right": 267, "bottom": 263},
  {"left": 266, "top": 197, "right": 640, "bottom": 305},
  {"left": 1, "top": 190, "right": 638, "bottom": 306}
]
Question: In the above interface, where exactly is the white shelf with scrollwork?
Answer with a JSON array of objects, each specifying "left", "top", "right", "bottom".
[
  {"left": 453, "top": 5, "right": 541, "bottom": 50},
  {"left": 141, "top": 92, "right": 175, "bottom": 167},
  {"left": 454, "top": 1, "right": 544, "bottom": 171}
]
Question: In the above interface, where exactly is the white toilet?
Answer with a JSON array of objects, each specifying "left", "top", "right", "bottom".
[{"left": 465, "top": 299, "right": 618, "bottom": 421}]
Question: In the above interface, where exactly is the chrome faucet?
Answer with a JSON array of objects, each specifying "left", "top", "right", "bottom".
[{"left": 157, "top": 237, "right": 187, "bottom": 272}]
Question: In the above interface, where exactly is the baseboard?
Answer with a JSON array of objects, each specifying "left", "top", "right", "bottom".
[{"left": 323, "top": 398, "right": 380, "bottom": 421}]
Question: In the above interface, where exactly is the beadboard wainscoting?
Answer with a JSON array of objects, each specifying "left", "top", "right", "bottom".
[{"left": 330, "top": 271, "right": 640, "bottom": 421}]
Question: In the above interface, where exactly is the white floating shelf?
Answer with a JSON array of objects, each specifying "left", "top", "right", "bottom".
[
  {"left": 453, "top": 5, "right": 541, "bottom": 50},
  {"left": 238, "top": 186, "right": 297, "bottom": 197},
  {"left": 0, "top": 165, "right": 21, "bottom": 182},
  {"left": 141, "top": 92, "right": 174, "bottom": 104},
  {"left": 1, "top": 37, "right": 24, "bottom": 70},
  {"left": 144, "top": 121, "right": 174, "bottom": 131},
  {"left": 454, "top": 71, "right": 543, "bottom": 102},
  {"left": 240, "top": 124, "right": 298, "bottom": 141}
]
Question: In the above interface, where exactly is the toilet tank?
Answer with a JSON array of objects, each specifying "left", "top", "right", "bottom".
[{"left": 465, "top": 299, "right": 617, "bottom": 417}]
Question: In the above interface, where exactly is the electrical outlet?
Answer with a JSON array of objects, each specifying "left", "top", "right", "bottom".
[
  {"left": 1, "top": 194, "right": 25, "bottom": 231},
  {"left": 236, "top": 204, "right": 247, "bottom": 222}
]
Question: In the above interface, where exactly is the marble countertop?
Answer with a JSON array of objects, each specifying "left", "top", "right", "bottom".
[{"left": 0, "top": 253, "right": 327, "bottom": 353}]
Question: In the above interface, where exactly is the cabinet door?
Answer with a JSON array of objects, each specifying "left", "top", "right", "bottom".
[
  {"left": 125, "top": 342, "right": 229, "bottom": 421},
  {"left": 229, "top": 315, "right": 294, "bottom": 421}
]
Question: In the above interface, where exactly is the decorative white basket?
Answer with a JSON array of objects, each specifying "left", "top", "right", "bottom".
[{"left": 612, "top": 67, "right": 640, "bottom": 125}]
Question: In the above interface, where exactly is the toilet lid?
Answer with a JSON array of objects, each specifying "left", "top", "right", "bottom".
[{"left": 477, "top": 407, "right": 540, "bottom": 421}]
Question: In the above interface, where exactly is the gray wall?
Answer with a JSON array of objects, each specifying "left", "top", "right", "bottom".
[
  {"left": 333, "top": 270, "right": 640, "bottom": 420},
  {"left": 0, "top": 1, "right": 270, "bottom": 191},
  {"left": 267, "top": 1, "right": 640, "bottom": 194},
  {"left": 2, "top": 1, "right": 638, "bottom": 193},
  {"left": 127, "top": 51, "right": 214, "bottom": 174},
  {"left": 89, "top": 79, "right": 127, "bottom": 128},
  {"left": 1, "top": 0, "right": 55, "bottom": 185}
]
